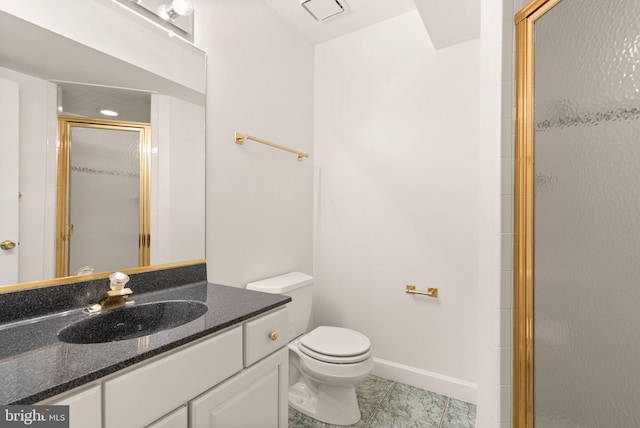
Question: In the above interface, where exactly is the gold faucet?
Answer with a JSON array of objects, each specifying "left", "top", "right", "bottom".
[{"left": 87, "top": 272, "right": 134, "bottom": 314}]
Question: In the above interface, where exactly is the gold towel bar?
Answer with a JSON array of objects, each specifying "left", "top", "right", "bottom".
[
  {"left": 405, "top": 285, "right": 438, "bottom": 298},
  {"left": 235, "top": 132, "right": 309, "bottom": 161}
]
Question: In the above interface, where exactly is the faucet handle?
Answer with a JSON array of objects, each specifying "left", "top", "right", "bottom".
[
  {"left": 109, "top": 271, "right": 130, "bottom": 291},
  {"left": 86, "top": 272, "right": 133, "bottom": 313}
]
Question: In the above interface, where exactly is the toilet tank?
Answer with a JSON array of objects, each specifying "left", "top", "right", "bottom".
[{"left": 246, "top": 272, "right": 314, "bottom": 340}]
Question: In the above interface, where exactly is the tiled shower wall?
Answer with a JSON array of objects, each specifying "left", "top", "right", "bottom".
[{"left": 479, "top": 0, "right": 527, "bottom": 426}]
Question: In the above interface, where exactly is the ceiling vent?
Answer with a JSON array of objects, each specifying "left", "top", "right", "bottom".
[{"left": 300, "top": 0, "right": 346, "bottom": 22}]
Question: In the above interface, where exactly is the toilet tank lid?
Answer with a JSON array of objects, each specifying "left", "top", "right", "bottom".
[{"left": 246, "top": 272, "right": 313, "bottom": 294}]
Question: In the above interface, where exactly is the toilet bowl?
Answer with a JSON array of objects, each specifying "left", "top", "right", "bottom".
[
  {"left": 246, "top": 273, "right": 373, "bottom": 426},
  {"left": 289, "top": 326, "right": 374, "bottom": 425}
]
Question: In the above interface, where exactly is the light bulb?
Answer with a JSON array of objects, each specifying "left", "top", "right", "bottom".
[
  {"left": 170, "top": 0, "right": 194, "bottom": 16},
  {"left": 156, "top": 4, "right": 172, "bottom": 20},
  {"left": 157, "top": 0, "right": 193, "bottom": 21}
]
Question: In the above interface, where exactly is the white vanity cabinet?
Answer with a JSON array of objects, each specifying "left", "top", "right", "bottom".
[
  {"left": 190, "top": 347, "right": 287, "bottom": 428},
  {"left": 188, "top": 306, "right": 288, "bottom": 428},
  {"left": 48, "top": 384, "right": 102, "bottom": 428},
  {"left": 41, "top": 307, "right": 288, "bottom": 428},
  {"left": 104, "top": 326, "right": 244, "bottom": 428},
  {"left": 147, "top": 406, "right": 188, "bottom": 428}
]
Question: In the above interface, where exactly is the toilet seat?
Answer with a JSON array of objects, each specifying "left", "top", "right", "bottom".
[{"left": 299, "top": 326, "right": 371, "bottom": 364}]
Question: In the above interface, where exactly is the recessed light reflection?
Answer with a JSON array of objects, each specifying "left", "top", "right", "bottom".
[{"left": 99, "top": 109, "right": 119, "bottom": 117}]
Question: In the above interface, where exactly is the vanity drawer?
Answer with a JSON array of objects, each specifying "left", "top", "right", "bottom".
[
  {"left": 104, "top": 327, "right": 243, "bottom": 428},
  {"left": 244, "top": 308, "right": 288, "bottom": 367}
]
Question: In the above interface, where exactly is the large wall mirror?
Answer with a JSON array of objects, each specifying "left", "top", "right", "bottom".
[{"left": 0, "top": 3, "right": 205, "bottom": 288}]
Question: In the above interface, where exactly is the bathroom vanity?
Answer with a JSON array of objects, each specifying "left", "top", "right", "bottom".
[
  {"left": 0, "top": 262, "right": 291, "bottom": 428},
  {"left": 47, "top": 308, "right": 288, "bottom": 428}
]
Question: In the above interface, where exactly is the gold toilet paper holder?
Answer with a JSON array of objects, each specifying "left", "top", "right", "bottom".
[{"left": 405, "top": 285, "right": 438, "bottom": 298}]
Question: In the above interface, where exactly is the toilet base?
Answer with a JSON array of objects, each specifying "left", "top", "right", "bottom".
[{"left": 289, "top": 381, "right": 361, "bottom": 426}]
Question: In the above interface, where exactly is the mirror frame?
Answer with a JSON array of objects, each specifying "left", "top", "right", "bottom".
[{"left": 0, "top": 259, "right": 206, "bottom": 294}]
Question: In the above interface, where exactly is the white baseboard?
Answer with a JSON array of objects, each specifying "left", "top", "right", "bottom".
[{"left": 371, "top": 357, "right": 477, "bottom": 404}]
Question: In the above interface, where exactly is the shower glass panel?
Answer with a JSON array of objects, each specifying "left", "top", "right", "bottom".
[
  {"left": 533, "top": 0, "right": 640, "bottom": 426},
  {"left": 59, "top": 120, "right": 150, "bottom": 277},
  {"left": 69, "top": 126, "right": 140, "bottom": 274}
]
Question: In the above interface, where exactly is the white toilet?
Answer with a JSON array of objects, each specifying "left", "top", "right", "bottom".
[{"left": 247, "top": 272, "right": 373, "bottom": 426}]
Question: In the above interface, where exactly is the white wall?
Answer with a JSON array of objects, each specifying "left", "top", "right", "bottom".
[
  {"left": 193, "top": 0, "right": 518, "bottom": 421},
  {"left": 313, "top": 11, "right": 479, "bottom": 402},
  {"left": 477, "top": 0, "right": 525, "bottom": 426},
  {"left": 194, "top": 0, "right": 314, "bottom": 287},
  {"left": 151, "top": 95, "right": 206, "bottom": 266}
]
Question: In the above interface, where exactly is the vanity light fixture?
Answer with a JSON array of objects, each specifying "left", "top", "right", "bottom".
[
  {"left": 300, "top": 0, "right": 346, "bottom": 22},
  {"left": 99, "top": 109, "right": 119, "bottom": 117},
  {"left": 157, "top": 0, "right": 194, "bottom": 21}
]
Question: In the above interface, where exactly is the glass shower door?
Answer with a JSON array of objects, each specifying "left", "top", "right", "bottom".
[
  {"left": 56, "top": 118, "right": 150, "bottom": 277},
  {"left": 532, "top": 0, "right": 640, "bottom": 426}
]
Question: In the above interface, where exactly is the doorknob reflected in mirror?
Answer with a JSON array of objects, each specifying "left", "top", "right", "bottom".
[{"left": 1, "top": 240, "right": 17, "bottom": 251}]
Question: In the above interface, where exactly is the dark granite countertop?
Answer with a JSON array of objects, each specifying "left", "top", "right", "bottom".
[{"left": 0, "top": 263, "right": 290, "bottom": 405}]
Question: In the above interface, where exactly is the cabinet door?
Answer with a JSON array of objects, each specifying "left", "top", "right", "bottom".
[
  {"left": 146, "top": 406, "right": 187, "bottom": 428},
  {"left": 190, "top": 348, "right": 287, "bottom": 428},
  {"left": 50, "top": 384, "right": 101, "bottom": 428}
]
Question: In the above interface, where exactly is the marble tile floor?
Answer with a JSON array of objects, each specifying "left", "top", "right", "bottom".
[{"left": 288, "top": 375, "right": 476, "bottom": 428}]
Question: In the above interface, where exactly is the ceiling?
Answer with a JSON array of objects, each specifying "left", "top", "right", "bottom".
[
  {"left": 265, "top": 0, "right": 480, "bottom": 48},
  {"left": 57, "top": 82, "right": 151, "bottom": 123},
  {"left": 265, "top": 0, "right": 416, "bottom": 44},
  {"left": 56, "top": 0, "right": 479, "bottom": 121},
  {"left": 3, "top": 1, "right": 479, "bottom": 124}
]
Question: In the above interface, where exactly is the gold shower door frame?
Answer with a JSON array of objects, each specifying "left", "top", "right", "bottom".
[
  {"left": 513, "top": 0, "right": 562, "bottom": 426},
  {"left": 56, "top": 117, "right": 151, "bottom": 278}
]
